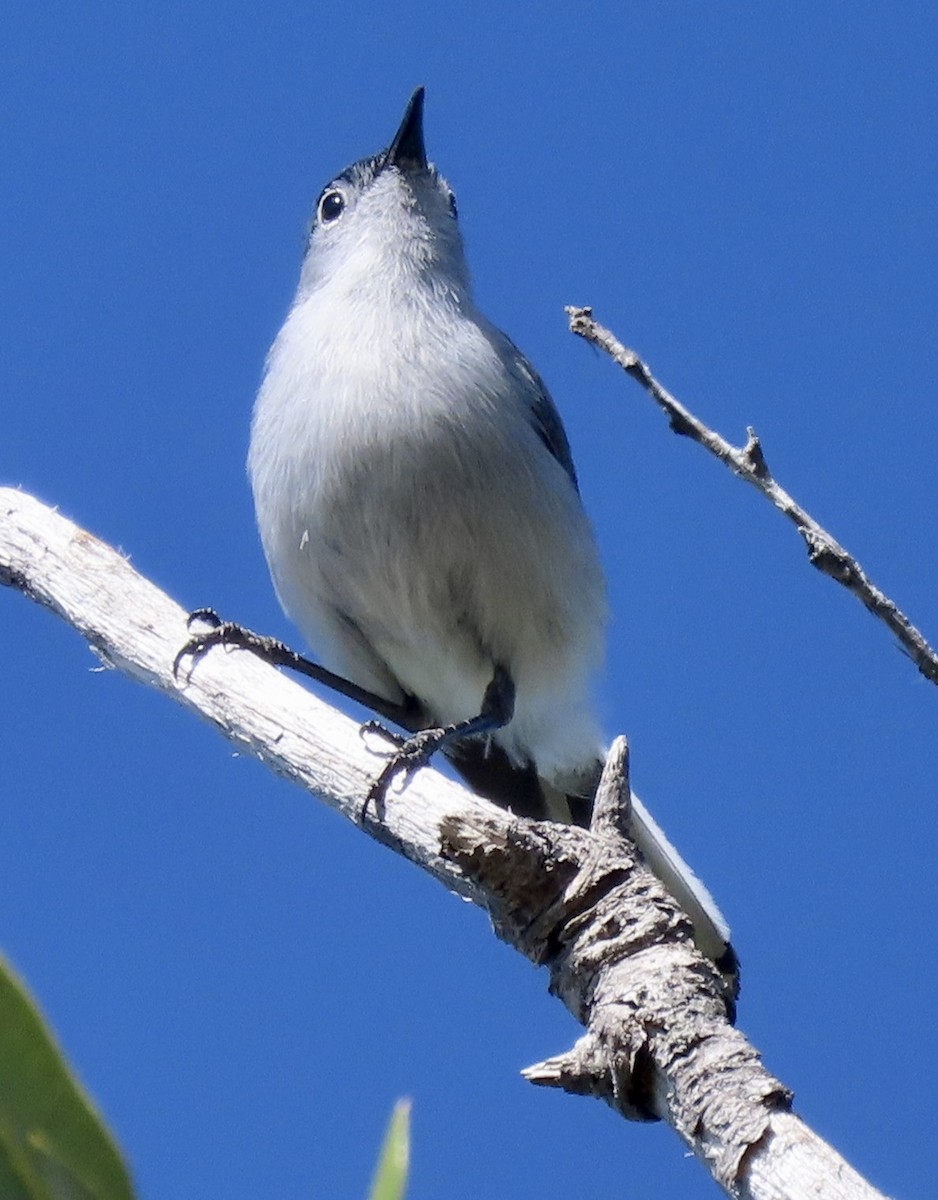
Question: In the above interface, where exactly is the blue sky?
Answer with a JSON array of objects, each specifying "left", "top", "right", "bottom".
[{"left": 2, "top": 4, "right": 936, "bottom": 1197}]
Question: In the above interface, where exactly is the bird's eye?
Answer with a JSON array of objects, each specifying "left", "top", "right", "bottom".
[
  {"left": 447, "top": 191, "right": 458, "bottom": 219},
  {"left": 318, "top": 189, "right": 346, "bottom": 224}
]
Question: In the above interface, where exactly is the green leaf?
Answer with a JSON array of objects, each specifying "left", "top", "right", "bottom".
[
  {"left": 0, "top": 953, "right": 135, "bottom": 1200},
  {"left": 366, "top": 1099, "right": 410, "bottom": 1200}
]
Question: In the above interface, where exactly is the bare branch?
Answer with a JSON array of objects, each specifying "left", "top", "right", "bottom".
[
  {"left": 567, "top": 305, "right": 938, "bottom": 687},
  {"left": 0, "top": 487, "right": 890, "bottom": 1199}
]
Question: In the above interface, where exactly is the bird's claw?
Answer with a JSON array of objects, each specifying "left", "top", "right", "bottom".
[
  {"left": 363, "top": 727, "right": 446, "bottom": 814},
  {"left": 359, "top": 719, "right": 407, "bottom": 751},
  {"left": 173, "top": 609, "right": 246, "bottom": 678}
]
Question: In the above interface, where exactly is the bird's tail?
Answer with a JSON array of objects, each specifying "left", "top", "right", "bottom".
[{"left": 447, "top": 741, "right": 739, "bottom": 1008}]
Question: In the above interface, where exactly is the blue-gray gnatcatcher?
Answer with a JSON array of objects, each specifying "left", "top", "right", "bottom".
[{"left": 246, "top": 88, "right": 736, "bottom": 984}]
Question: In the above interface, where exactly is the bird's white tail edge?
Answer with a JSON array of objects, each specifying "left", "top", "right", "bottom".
[{"left": 629, "top": 792, "right": 733, "bottom": 967}]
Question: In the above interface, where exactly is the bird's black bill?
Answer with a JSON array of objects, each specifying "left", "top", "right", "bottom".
[{"left": 385, "top": 86, "right": 427, "bottom": 171}]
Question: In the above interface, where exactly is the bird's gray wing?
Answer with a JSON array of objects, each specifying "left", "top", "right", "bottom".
[{"left": 495, "top": 332, "right": 580, "bottom": 493}]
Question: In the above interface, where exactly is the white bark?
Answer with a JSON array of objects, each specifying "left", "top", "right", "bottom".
[{"left": 0, "top": 487, "right": 892, "bottom": 1200}]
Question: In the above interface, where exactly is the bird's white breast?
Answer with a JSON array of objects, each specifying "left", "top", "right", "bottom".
[{"left": 249, "top": 282, "right": 607, "bottom": 781}]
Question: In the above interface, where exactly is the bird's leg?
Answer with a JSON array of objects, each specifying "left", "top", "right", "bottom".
[
  {"left": 173, "top": 608, "right": 420, "bottom": 729},
  {"left": 365, "top": 664, "right": 516, "bottom": 807}
]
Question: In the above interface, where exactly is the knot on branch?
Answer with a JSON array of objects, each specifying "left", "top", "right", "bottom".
[
  {"left": 801, "top": 528, "right": 857, "bottom": 583},
  {"left": 438, "top": 739, "right": 789, "bottom": 1136},
  {"left": 440, "top": 805, "right": 698, "bottom": 1120},
  {"left": 565, "top": 304, "right": 594, "bottom": 333},
  {"left": 0, "top": 564, "right": 32, "bottom": 597},
  {"left": 668, "top": 411, "right": 696, "bottom": 438},
  {"left": 523, "top": 1032, "right": 661, "bottom": 1122},
  {"left": 742, "top": 427, "right": 771, "bottom": 479},
  {"left": 438, "top": 740, "right": 738, "bottom": 1122},
  {"left": 439, "top": 738, "right": 695, "bottom": 992}
]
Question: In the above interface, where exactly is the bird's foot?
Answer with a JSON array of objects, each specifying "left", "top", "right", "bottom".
[
  {"left": 172, "top": 608, "right": 294, "bottom": 678},
  {"left": 364, "top": 723, "right": 454, "bottom": 810}
]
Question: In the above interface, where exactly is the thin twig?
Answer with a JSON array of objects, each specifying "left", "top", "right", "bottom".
[{"left": 567, "top": 305, "right": 938, "bottom": 686}]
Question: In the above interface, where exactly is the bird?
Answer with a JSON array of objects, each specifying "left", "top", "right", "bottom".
[{"left": 241, "top": 87, "right": 737, "bottom": 991}]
